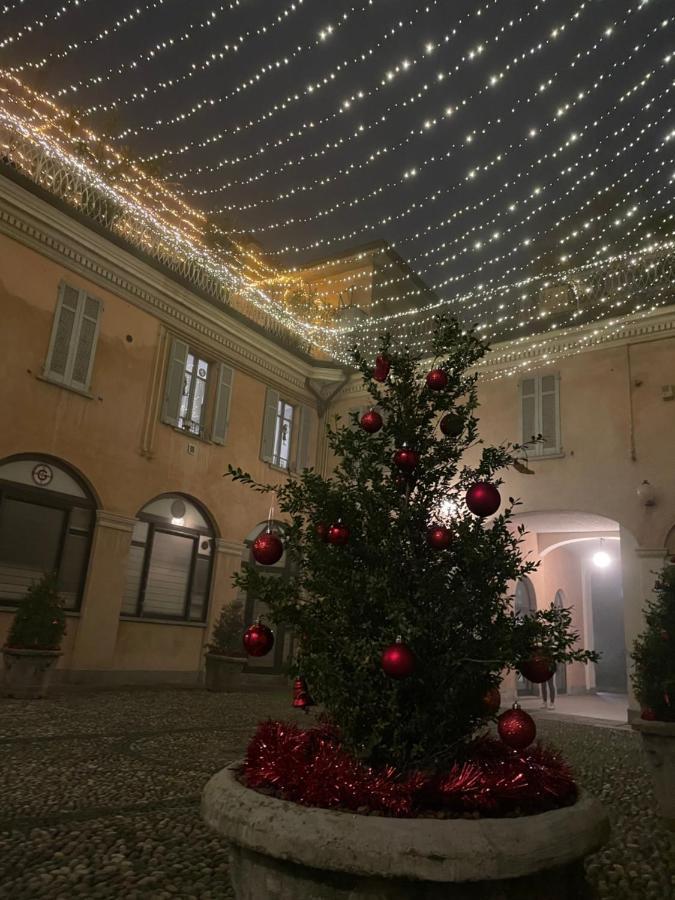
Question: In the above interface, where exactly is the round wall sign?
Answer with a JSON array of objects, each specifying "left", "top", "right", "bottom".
[{"left": 32, "top": 463, "right": 54, "bottom": 487}]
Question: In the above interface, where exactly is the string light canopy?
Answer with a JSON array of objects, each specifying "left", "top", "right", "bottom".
[{"left": 0, "top": 0, "right": 671, "bottom": 372}]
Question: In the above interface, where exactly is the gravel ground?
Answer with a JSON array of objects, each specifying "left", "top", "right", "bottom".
[{"left": 0, "top": 688, "right": 673, "bottom": 899}]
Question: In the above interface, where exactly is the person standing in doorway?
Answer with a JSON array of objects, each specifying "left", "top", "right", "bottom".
[{"left": 540, "top": 674, "right": 556, "bottom": 710}]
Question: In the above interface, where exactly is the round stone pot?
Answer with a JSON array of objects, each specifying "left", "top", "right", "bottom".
[
  {"left": 204, "top": 653, "right": 245, "bottom": 692},
  {"left": 2, "top": 647, "right": 61, "bottom": 699},
  {"left": 632, "top": 719, "right": 675, "bottom": 832},
  {"left": 202, "top": 763, "right": 610, "bottom": 900}
]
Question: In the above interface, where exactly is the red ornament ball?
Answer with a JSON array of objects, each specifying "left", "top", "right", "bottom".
[
  {"left": 373, "top": 354, "right": 391, "bottom": 383},
  {"left": 482, "top": 686, "right": 501, "bottom": 716},
  {"left": 498, "top": 704, "right": 537, "bottom": 750},
  {"left": 393, "top": 447, "right": 420, "bottom": 473},
  {"left": 252, "top": 530, "right": 284, "bottom": 565},
  {"left": 327, "top": 520, "right": 350, "bottom": 545},
  {"left": 243, "top": 621, "right": 275, "bottom": 657},
  {"left": 518, "top": 654, "right": 556, "bottom": 684},
  {"left": 426, "top": 525, "right": 452, "bottom": 550},
  {"left": 292, "top": 676, "right": 315, "bottom": 711},
  {"left": 465, "top": 482, "right": 501, "bottom": 517},
  {"left": 440, "top": 412, "right": 464, "bottom": 438},
  {"left": 381, "top": 638, "right": 415, "bottom": 679},
  {"left": 314, "top": 522, "right": 329, "bottom": 543},
  {"left": 640, "top": 707, "right": 657, "bottom": 721},
  {"left": 360, "top": 409, "right": 383, "bottom": 433},
  {"left": 426, "top": 368, "right": 448, "bottom": 391}
]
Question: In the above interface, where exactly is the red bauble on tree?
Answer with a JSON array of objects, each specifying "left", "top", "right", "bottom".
[
  {"left": 393, "top": 446, "right": 420, "bottom": 473},
  {"left": 381, "top": 636, "right": 415, "bottom": 679},
  {"left": 426, "top": 368, "right": 448, "bottom": 391},
  {"left": 498, "top": 703, "right": 536, "bottom": 750},
  {"left": 243, "top": 620, "right": 275, "bottom": 657},
  {"left": 252, "top": 529, "right": 284, "bottom": 565},
  {"left": 360, "top": 408, "right": 383, "bottom": 434},
  {"left": 439, "top": 412, "right": 464, "bottom": 438},
  {"left": 640, "top": 707, "right": 657, "bottom": 721},
  {"left": 292, "top": 676, "right": 315, "bottom": 711},
  {"left": 465, "top": 482, "right": 501, "bottom": 517},
  {"left": 327, "top": 520, "right": 350, "bottom": 545},
  {"left": 314, "top": 522, "right": 329, "bottom": 543},
  {"left": 482, "top": 686, "right": 501, "bottom": 716},
  {"left": 373, "top": 354, "right": 391, "bottom": 383},
  {"left": 518, "top": 653, "right": 556, "bottom": 684},
  {"left": 426, "top": 525, "right": 452, "bottom": 550}
]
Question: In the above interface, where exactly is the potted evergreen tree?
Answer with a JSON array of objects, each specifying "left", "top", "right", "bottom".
[
  {"left": 631, "top": 564, "right": 675, "bottom": 833},
  {"left": 203, "top": 319, "right": 608, "bottom": 898},
  {"left": 204, "top": 600, "right": 246, "bottom": 692},
  {"left": 2, "top": 573, "right": 66, "bottom": 699}
]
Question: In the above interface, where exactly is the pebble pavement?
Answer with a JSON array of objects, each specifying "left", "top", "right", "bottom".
[{"left": 0, "top": 688, "right": 672, "bottom": 899}]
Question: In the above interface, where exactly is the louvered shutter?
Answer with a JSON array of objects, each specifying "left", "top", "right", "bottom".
[
  {"left": 539, "top": 374, "right": 560, "bottom": 454},
  {"left": 44, "top": 284, "right": 101, "bottom": 390},
  {"left": 162, "top": 338, "right": 189, "bottom": 426},
  {"left": 69, "top": 294, "right": 102, "bottom": 391},
  {"left": 293, "top": 404, "right": 314, "bottom": 471},
  {"left": 520, "top": 378, "right": 537, "bottom": 447},
  {"left": 44, "top": 284, "right": 80, "bottom": 382},
  {"left": 211, "top": 363, "right": 234, "bottom": 445},
  {"left": 260, "top": 388, "right": 280, "bottom": 463}
]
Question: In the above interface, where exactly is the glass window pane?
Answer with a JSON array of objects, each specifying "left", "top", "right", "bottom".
[
  {"left": 121, "top": 544, "right": 145, "bottom": 615},
  {"left": 0, "top": 499, "right": 65, "bottom": 602},
  {"left": 142, "top": 531, "right": 193, "bottom": 618},
  {"left": 58, "top": 531, "right": 89, "bottom": 610},
  {"left": 188, "top": 555, "right": 211, "bottom": 621}
]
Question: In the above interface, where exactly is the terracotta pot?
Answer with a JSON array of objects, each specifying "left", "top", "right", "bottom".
[
  {"left": 632, "top": 719, "right": 675, "bottom": 832},
  {"left": 204, "top": 653, "right": 245, "bottom": 692},
  {"left": 2, "top": 647, "right": 61, "bottom": 699},
  {"left": 202, "top": 762, "right": 610, "bottom": 900}
]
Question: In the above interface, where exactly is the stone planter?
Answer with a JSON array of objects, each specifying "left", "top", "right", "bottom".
[
  {"left": 632, "top": 719, "right": 675, "bottom": 832},
  {"left": 202, "top": 762, "right": 610, "bottom": 900},
  {"left": 2, "top": 647, "right": 61, "bottom": 699},
  {"left": 204, "top": 653, "right": 245, "bottom": 692}
]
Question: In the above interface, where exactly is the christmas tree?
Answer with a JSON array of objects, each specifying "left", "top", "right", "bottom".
[
  {"left": 631, "top": 564, "right": 675, "bottom": 722},
  {"left": 228, "top": 318, "right": 596, "bottom": 773}
]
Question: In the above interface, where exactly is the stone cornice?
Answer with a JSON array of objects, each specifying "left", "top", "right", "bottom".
[
  {"left": 95, "top": 511, "right": 137, "bottom": 533},
  {"left": 215, "top": 538, "right": 245, "bottom": 558},
  {"left": 0, "top": 175, "right": 324, "bottom": 404}
]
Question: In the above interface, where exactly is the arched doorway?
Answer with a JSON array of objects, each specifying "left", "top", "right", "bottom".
[
  {"left": 121, "top": 494, "right": 215, "bottom": 622},
  {"left": 242, "top": 521, "right": 295, "bottom": 675},
  {"left": 0, "top": 454, "right": 96, "bottom": 609},
  {"left": 515, "top": 576, "right": 538, "bottom": 697}
]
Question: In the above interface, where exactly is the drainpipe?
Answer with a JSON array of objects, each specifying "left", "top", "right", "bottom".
[{"left": 625, "top": 344, "right": 637, "bottom": 462}]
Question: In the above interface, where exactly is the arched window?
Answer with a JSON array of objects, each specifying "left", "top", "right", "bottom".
[
  {"left": 515, "top": 577, "right": 537, "bottom": 617},
  {"left": 0, "top": 455, "right": 95, "bottom": 609},
  {"left": 121, "top": 494, "right": 214, "bottom": 622}
]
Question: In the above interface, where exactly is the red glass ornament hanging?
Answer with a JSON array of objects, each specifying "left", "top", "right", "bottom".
[
  {"left": 640, "top": 707, "right": 657, "bottom": 721},
  {"left": 482, "top": 686, "right": 501, "bottom": 716},
  {"left": 518, "top": 654, "right": 556, "bottom": 684},
  {"left": 243, "top": 620, "right": 275, "bottom": 658},
  {"left": 314, "top": 522, "right": 329, "bottom": 543},
  {"left": 373, "top": 354, "right": 391, "bottom": 383},
  {"left": 393, "top": 446, "right": 420, "bottom": 473},
  {"left": 426, "top": 525, "right": 452, "bottom": 550},
  {"left": 252, "top": 529, "right": 284, "bottom": 565},
  {"left": 465, "top": 482, "right": 501, "bottom": 517},
  {"left": 426, "top": 368, "right": 448, "bottom": 391},
  {"left": 439, "top": 412, "right": 464, "bottom": 438},
  {"left": 498, "top": 703, "right": 536, "bottom": 750},
  {"left": 292, "top": 676, "right": 315, "bottom": 711},
  {"left": 381, "top": 636, "right": 415, "bottom": 679},
  {"left": 327, "top": 520, "right": 350, "bottom": 545},
  {"left": 360, "top": 409, "right": 383, "bottom": 434}
]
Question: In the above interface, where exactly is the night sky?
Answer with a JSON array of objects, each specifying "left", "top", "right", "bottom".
[{"left": 1, "top": 0, "right": 672, "bottom": 308}]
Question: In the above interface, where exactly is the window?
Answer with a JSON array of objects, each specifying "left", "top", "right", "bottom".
[
  {"left": 43, "top": 282, "right": 102, "bottom": 392},
  {"left": 520, "top": 373, "right": 561, "bottom": 456},
  {"left": 121, "top": 495, "right": 213, "bottom": 622},
  {"left": 162, "top": 337, "right": 233, "bottom": 444},
  {"left": 0, "top": 456, "right": 95, "bottom": 610},
  {"left": 260, "top": 388, "right": 314, "bottom": 471}
]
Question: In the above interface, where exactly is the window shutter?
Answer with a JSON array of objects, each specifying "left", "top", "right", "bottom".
[
  {"left": 69, "top": 294, "right": 102, "bottom": 391},
  {"left": 44, "top": 284, "right": 80, "bottom": 382},
  {"left": 162, "top": 337, "right": 189, "bottom": 426},
  {"left": 293, "top": 404, "right": 314, "bottom": 471},
  {"left": 539, "top": 374, "right": 560, "bottom": 454},
  {"left": 260, "top": 387, "right": 280, "bottom": 463},
  {"left": 211, "top": 363, "right": 234, "bottom": 445},
  {"left": 520, "top": 378, "right": 537, "bottom": 447}
]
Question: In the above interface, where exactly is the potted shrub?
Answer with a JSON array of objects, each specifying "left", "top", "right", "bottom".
[
  {"left": 204, "top": 600, "right": 246, "bottom": 692},
  {"left": 631, "top": 564, "right": 675, "bottom": 832},
  {"left": 203, "top": 320, "right": 609, "bottom": 898},
  {"left": 2, "top": 573, "right": 66, "bottom": 699}
]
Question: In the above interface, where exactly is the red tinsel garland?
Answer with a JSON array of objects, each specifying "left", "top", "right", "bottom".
[{"left": 241, "top": 721, "right": 577, "bottom": 818}]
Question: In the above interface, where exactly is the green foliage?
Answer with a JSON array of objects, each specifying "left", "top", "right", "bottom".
[
  {"left": 6, "top": 573, "right": 66, "bottom": 651},
  {"left": 207, "top": 600, "right": 246, "bottom": 657},
  {"left": 631, "top": 565, "right": 675, "bottom": 721},
  {"left": 226, "top": 317, "right": 597, "bottom": 770}
]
